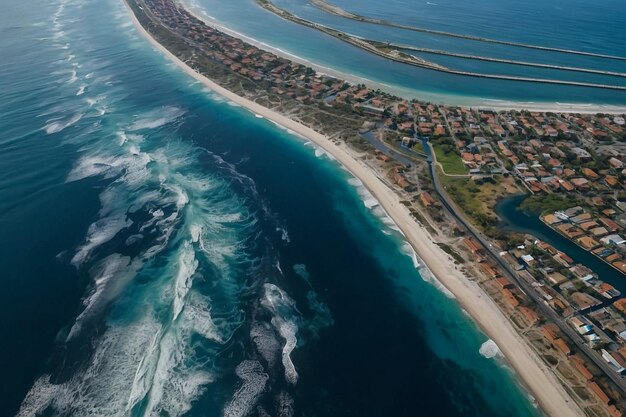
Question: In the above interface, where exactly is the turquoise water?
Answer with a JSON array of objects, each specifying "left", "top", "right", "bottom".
[
  {"left": 186, "top": 0, "right": 626, "bottom": 107},
  {"left": 1, "top": 0, "right": 544, "bottom": 416}
]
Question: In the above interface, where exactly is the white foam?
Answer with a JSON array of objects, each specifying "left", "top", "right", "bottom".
[
  {"left": 347, "top": 177, "right": 362, "bottom": 187},
  {"left": 292, "top": 264, "right": 310, "bottom": 284},
  {"left": 67, "top": 254, "right": 137, "bottom": 340},
  {"left": 76, "top": 84, "right": 86, "bottom": 95},
  {"left": 418, "top": 261, "right": 455, "bottom": 299},
  {"left": 172, "top": 242, "right": 199, "bottom": 321},
  {"left": 261, "top": 284, "right": 299, "bottom": 385},
  {"left": 18, "top": 317, "right": 163, "bottom": 417},
  {"left": 276, "top": 391, "right": 295, "bottom": 417},
  {"left": 66, "top": 155, "right": 116, "bottom": 182},
  {"left": 479, "top": 339, "right": 501, "bottom": 359},
  {"left": 128, "top": 106, "right": 185, "bottom": 131},
  {"left": 43, "top": 112, "right": 82, "bottom": 134},
  {"left": 72, "top": 214, "right": 132, "bottom": 266},
  {"left": 68, "top": 69, "right": 78, "bottom": 84},
  {"left": 223, "top": 360, "right": 268, "bottom": 417},
  {"left": 184, "top": 293, "right": 223, "bottom": 342},
  {"left": 250, "top": 322, "right": 280, "bottom": 367},
  {"left": 363, "top": 196, "right": 379, "bottom": 209},
  {"left": 401, "top": 242, "right": 420, "bottom": 268},
  {"left": 276, "top": 226, "right": 290, "bottom": 242},
  {"left": 352, "top": 182, "right": 380, "bottom": 209}
]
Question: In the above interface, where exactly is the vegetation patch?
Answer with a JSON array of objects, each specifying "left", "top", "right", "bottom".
[
  {"left": 430, "top": 138, "right": 466, "bottom": 174},
  {"left": 439, "top": 172, "right": 517, "bottom": 238},
  {"left": 519, "top": 193, "right": 584, "bottom": 215},
  {"left": 436, "top": 243, "right": 465, "bottom": 264}
]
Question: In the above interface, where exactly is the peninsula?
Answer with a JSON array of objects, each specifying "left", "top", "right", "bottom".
[
  {"left": 309, "top": 0, "right": 626, "bottom": 62},
  {"left": 123, "top": 0, "right": 626, "bottom": 416},
  {"left": 255, "top": 0, "right": 626, "bottom": 91}
]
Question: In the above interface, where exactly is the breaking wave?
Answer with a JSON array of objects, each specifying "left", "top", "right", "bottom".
[
  {"left": 43, "top": 112, "right": 83, "bottom": 134},
  {"left": 479, "top": 339, "right": 501, "bottom": 359},
  {"left": 261, "top": 283, "right": 300, "bottom": 385},
  {"left": 128, "top": 105, "right": 186, "bottom": 131},
  {"left": 223, "top": 361, "right": 269, "bottom": 417},
  {"left": 18, "top": 0, "right": 337, "bottom": 414},
  {"left": 19, "top": 99, "right": 262, "bottom": 416}
]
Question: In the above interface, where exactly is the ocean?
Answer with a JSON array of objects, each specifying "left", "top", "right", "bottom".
[
  {"left": 185, "top": 0, "right": 626, "bottom": 107},
  {"left": 1, "top": 0, "right": 543, "bottom": 416}
]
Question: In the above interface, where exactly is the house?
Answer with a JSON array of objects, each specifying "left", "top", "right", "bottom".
[
  {"left": 609, "top": 157, "right": 624, "bottom": 169},
  {"left": 601, "top": 235, "right": 626, "bottom": 246},
  {"left": 494, "top": 277, "right": 513, "bottom": 289},
  {"left": 602, "top": 349, "right": 626, "bottom": 374},
  {"left": 542, "top": 323, "right": 560, "bottom": 343},
  {"left": 588, "top": 382, "right": 612, "bottom": 405},
  {"left": 577, "top": 236, "right": 599, "bottom": 250},
  {"left": 569, "top": 354, "right": 594, "bottom": 381},
  {"left": 393, "top": 174, "right": 412, "bottom": 190},
  {"left": 571, "top": 178, "right": 590, "bottom": 189},
  {"left": 571, "top": 147, "right": 592, "bottom": 161},
  {"left": 501, "top": 288, "right": 520, "bottom": 308},
  {"left": 546, "top": 272, "right": 568, "bottom": 285},
  {"left": 599, "top": 217, "right": 620, "bottom": 232},
  {"left": 419, "top": 191, "right": 439, "bottom": 208},
  {"left": 554, "top": 338, "right": 571, "bottom": 356},
  {"left": 463, "top": 237, "right": 482, "bottom": 255},
  {"left": 579, "top": 221, "right": 599, "bottom": 231},
  {"left": 605, "top": 176, "right": 620, "bottom": 188},
  {"left": 582, "top": 167, "right": 599, "bottom": 180},
  {"left": 590, "top": 227, "right": 609, "bottom": 238},
  {"left": 571, "top": 213, "right": 592, "bottom": 224},
  {"left": 479, "top": 262, "right": 499, "bottom": 279},
  {"left": 519, "top": 306, "right": 539, "bottom": 325},
  {"left": 543, "top": 214, "right": 562, "bottom": 225},
  {"left": 571, "top": 292, "right": 602, "bottom": 311}
]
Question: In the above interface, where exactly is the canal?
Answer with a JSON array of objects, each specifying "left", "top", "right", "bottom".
[{"left": 496, "top": 194, "right": 626, "bottom": 293}]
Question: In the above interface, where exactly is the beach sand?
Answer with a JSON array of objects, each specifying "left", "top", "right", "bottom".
[{"left": 125, "top": 3, "right": 586, "bottom": 416}]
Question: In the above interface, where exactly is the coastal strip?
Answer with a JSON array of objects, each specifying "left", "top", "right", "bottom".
[
  {"left": 122, "top": 1, "right": 585, "bottom": 416},
  {"left": 310, "top": 0, "right": 626, "bottom": 62},
  {"left": 181, "top": 2, "right": 626, "bottom": 113},
  {"left": 255, "top": 0, "right": 626, "bottom": 91}
]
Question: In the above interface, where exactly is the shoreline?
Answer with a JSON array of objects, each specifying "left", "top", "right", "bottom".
[
  {"left": 182, "top": 1, "right": 626, "bottom": 115},
  {"left": 123, "top": 2, "right": 585, "bottom": 416}
]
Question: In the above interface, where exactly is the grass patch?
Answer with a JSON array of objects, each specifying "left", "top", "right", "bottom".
[
  {"left": 519, "top": 193, "right": 584, "bottom": 215},
  {"left": 432, "top": 143, "right": 466, "bottom": 175},
  {"left": 409, "top": 209, "right": 437, "bottom": 235},
  {"left": 411, "top": 141, "right": 425, "bottom": 154},
  {"left": 438, "top": 171, "right": 517, "bottom": 238},
  {"left": 436, "top": 243, "right": 465, "bottom": 264}
]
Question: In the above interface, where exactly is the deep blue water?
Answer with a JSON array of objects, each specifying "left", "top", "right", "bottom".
[
  {"left": 1, "top": 0, "right": 544, "bottom": 416},
  {"left": 186, "top": 0, "right": 626, "bottom": 107}
]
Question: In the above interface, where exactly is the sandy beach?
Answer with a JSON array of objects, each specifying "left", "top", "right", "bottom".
[{"left": 125, "top": 3, "right": 586, "bottom": 416}]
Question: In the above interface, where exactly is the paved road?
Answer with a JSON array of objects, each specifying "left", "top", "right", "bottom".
[{"left": 426, "top": 146, "right": 626, "bottom": 397}]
